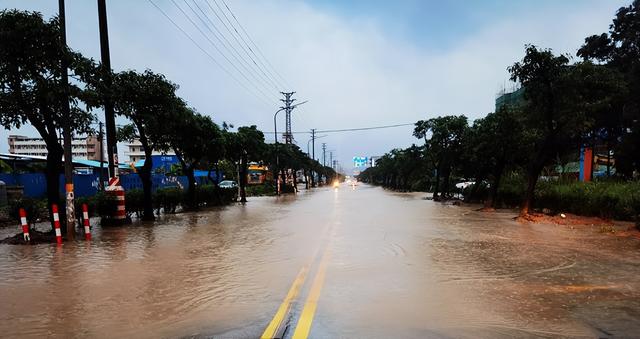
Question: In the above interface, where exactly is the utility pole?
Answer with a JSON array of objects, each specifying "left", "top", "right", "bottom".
[
  {"left": 322, "top": 143, "right": 327, "bottom": 167},
  {"left": 280, "top": 92, "right": 295, "bottom": 144},
  {"left": 59, "top": 0, "right": 75, "bottom": 239},
  {"left": 311, "top": 129, "right": 316, "bottom": 161},
  {"left": 311, "top": 129, "right": 315, "bottom": 187},
  {"left": 330, "top": 151, "right": 333, "bottom": 170},
  {"left": 97, "top": 0, "right": 118, "bottom": 179},
  {"left": 98, "top": 122, "right": 105, "bottom": 191}
]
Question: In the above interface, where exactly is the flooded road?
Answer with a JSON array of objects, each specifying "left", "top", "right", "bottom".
[{"left": 1, "top": 184, "right": 639, "bottom": 338}]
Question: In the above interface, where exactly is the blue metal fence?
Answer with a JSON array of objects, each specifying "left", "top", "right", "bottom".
[{"left": 0, "top": 171, "right": 222, "bottom": 198}]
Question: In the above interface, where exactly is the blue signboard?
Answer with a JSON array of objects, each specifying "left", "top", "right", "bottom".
[{"left": 353, "top": 156, "right": 369, "bottom": 168}]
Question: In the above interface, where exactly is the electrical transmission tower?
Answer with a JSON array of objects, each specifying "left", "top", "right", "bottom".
[{"left": 280, "top": 91, "right": 295, "bottom": 144}]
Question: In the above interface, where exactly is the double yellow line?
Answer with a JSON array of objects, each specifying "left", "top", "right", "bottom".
[{"left": 261, "top": 243, "right": 332, "bottom": 339}]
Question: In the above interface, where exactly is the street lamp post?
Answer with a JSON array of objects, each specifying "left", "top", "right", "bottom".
[
  {"left": 273, "top": 100, "right": 308, "bottom": 195},
  {"left": 273, "top": 108, "right": 285, "bottom": 195}
]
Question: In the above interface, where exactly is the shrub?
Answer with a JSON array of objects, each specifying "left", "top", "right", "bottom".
[
  {"left": 534, "top": 181, "right": 640, "bottom": 220},
  {"left": 75, "top": 192, "right": 117, "bottom": 219},
  {"left": 245, "top": 183, "right": 275, "bottom": 197},
  {"left": 496, "top": 172, "right": 526, "bottom": 208},
  {"left": 125, "top": 189, "right": 144, "bottom": 218},
  {"left": 8, "top": 197, "right": 47, "bottom": 225},
  {"left": 154, "top": 187, "right": 183, "bottom": 214}
]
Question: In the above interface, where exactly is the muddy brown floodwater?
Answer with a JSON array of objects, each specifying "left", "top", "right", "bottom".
[{"left": 1, "top": 184, "right": 639, "bottom": 338}]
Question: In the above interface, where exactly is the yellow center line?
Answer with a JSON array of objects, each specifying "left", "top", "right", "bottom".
[
  {"left": 261, "top": 264, "right": 310, "bottom": 339},
  {"left": 291, "top": 247, "right": 331, "bottom": 339}
]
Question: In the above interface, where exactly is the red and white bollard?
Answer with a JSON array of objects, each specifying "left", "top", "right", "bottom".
[
  {"left": 19, "top": 208, "right": 30, "bottom": 242},
  {"left": 82, "top": 203, "right": 91, "bottom": 240},
  {"left": 52, "top": 204, "right": 62, "bottom": 245},
  {"left": 114, "top": 188, "right": 126, "bottom": 220},
  {"left": 106, "top": 177, "right": 127, "bottom": 222}
]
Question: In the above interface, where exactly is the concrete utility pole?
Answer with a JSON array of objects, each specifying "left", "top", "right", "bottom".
[
  {"left": 322, "top": 143, "right": 327, "bottom": 167},
  {"left": 280, "top": 92, "right": 295, "bottom": 144},
  {"left": 97, "top": 0, "right": 118, "bottom": 179},
  {"left": 330, "top": 151, "right": 333, "bottom": 170},
  {"left": 98, "top": 121, "right": 105, "bottom": 191},
  {"left": 311, "top": 129, "right": 316, "bottom": 161},
  {"left": 59, "top": 0, "right": 75, "bottom": 239}
]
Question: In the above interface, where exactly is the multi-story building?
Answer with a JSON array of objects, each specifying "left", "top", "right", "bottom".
[
  {"left": 8, "top": 135, "right": 102, "bottom": 161},
  {"left": 495, "top": 87, "right": 525, "bottom": 111},
  {"left": 124, "top": 139, "right": 175, "bottom": 163}
]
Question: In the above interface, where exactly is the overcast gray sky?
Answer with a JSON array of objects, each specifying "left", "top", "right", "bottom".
[{"left": 0, "top": 0, "right": 627, "bottom": 172}]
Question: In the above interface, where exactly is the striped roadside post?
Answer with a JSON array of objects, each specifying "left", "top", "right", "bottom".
[
  {"left": 82, "top": 203, "right": 91, "bottom": 240},
  {"left": 19, "top": 208, "right": 30, "bottom": 242},
  {"left": 106, "top": 177, "right": 127, "bottom": 222},
  {"left": 52, "top": 204, "right": 62, "bottom": 245}
]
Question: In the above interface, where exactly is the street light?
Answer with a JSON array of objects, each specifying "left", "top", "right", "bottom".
[{"left": 273, "top": 107, "right": 285, "bottom": 195}]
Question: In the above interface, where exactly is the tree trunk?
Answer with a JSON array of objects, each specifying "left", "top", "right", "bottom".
[
  {"left": 239, "top": 155, "right": 248, "bottom": 203},
  {"left": 485, "top": 164, "right": 504, "bottom": 209},
  {"left": 606, "top": 139, "right": 611, "bottom": 177},
  {"left": 520, "top": 172, "right": 538, "bottom": 216},
  {"left": 45, "top": 143, "right": 63, "bottom": 232},
  {"left": 520, "top": 134, "right": 555, "bottom": 217},
  {"left": 442, "top": 167, "right": 451, "bottom": 199},
  {"left": 520, "top": 158, "right": 546, "bottom": 217},
  {"left": 137, "top": 134, "right": 155, "bottom": 221},
  {"left": 280, "top": 169, "right": 287, "bottom": 191},
  {"left": 138, "top": 155, "right": 154, "bottom": 221},
  {"left": 186, "top": 166, "right": 197, "bottom": 209},
  {"left": 433, "top": 165, "right": 441, "bottom": 201},
  {"left": 466, "top": 173, "right": 484, "bottom": 203},
  {"left": 293, "top": 170, "right": 298, "bottom": 192}
]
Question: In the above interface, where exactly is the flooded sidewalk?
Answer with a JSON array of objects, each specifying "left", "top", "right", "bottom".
[{"left": 0, "top": 185, "right": 639, "bottom": 338}]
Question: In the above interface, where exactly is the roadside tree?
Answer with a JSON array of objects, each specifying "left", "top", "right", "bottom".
[
  {"left": 0, "top": 10, "right": 95, "bottom": 223},
  {"left": 111, "top": 70, "right": 179, "bottom": 220}
]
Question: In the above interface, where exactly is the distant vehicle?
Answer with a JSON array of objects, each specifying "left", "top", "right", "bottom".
[{"left": 218, "top": 180, "right": 238, "bottom": 189}]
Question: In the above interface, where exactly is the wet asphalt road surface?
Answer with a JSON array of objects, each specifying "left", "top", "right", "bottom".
[{"left": 1, "top": 183, "right": 639, "bottom": 338}]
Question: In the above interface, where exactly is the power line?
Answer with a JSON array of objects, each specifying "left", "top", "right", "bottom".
[
  {"left": 171, "top": 0, "right": 276, "bottom": 104},
  {"left": 288, "top": 123, "right": 416, "bottom": 134},
  {"left": 187, "top": 0, "right": 278, "bottom": 94},
  {"left": 147, "top": 0, "right": 272, "bottom": 107},
  {"left": 204, "top": 0, "right": 281, "bottom": 91},
  {"left": 216, "top": 0, "right": 292, "bottom": 90},
  {"left": 318, "top": 123, "right": 415, "bottom": 133}
]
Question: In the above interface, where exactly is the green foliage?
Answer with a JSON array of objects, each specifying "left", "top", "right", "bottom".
[
  {"left": 8, "top": 198, "right": 47, "bottom": 224},
  {"left": 154, "top": 187, "right": 183, "bottom": 214},
  {"left": 579, "top": 0, "right": 640, "bottom": 177},
  {"left": 245, "top": 182, "right": 276, "bottom": 197},
  {"left": 360, "top": 145, "right": 428, "bottom": 191},
  {"left": 535, "top": 181, "right": 640, "bottom": 220},
  {"left": 495, "top": 172, "right": 527, "bottom": 208},
  {"left": 168, "top": 107, "right": 224, "bottom": 209},
  {"left": 196, "top": 185, "right": 237, "bottom": 206},
  {"left": 0, "top": 10, "right": 96, "bottom": 209},
  {"left": 0, "top": 10, "right": 96, "bottom": 134},
  {"left": 414, "top": 115, "right": 469, "bottom": 197},
  {"left": 75, "top": 192, "right": 117, "bottom": 219},
  {"left": 125, "top": 189, "right": 144, "bottom": 218}
]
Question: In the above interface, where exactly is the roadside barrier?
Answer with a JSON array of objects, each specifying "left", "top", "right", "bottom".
[
  {"left": 52, "top": 204, "right": 62, "bottom": 245},
  {"left": 106, "top": 177, "right": 127, "bottom": 221},
  {"left": 82, "top": 203, "right": 91, "bottom": 240},
  {"left": 19, "top": 208, "right": 29, "bottom": 242}
]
